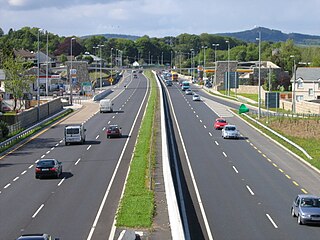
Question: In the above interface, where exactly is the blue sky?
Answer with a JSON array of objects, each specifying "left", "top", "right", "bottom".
[{"left": 1, "top": 0, "right": 320, "bottom": 37}]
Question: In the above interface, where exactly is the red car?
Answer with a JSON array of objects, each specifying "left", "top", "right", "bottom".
[
  {"left": 214, "top": 118, "right": 228, "bottom": 130},
  {"left": 106, "top": 124, "right": 122, "bottom": 138}
]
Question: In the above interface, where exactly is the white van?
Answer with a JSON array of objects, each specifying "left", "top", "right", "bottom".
[
  {"left": 100, "top": 99, "right": 113, "bottom": 113},
  {"left": 64, "top": 124, "right": 86, "bottom": 145}
]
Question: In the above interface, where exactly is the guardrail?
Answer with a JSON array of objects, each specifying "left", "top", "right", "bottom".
[{"left": 0, "top": 108, "right": 69, "bottom": 152}]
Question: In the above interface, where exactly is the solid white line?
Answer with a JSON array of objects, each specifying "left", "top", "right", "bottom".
[
  {"left": 4, "top": 183, "right": 11, "bottom": 189},
  {"left": 266, "top": 214, "right": 278, "bottom": 228},
  {"left": 223, "top": 152, "right": 227, "bottom": 158},
  {"left": 28, "top": 164, "right": 33, "bottom": 169},
  {"left": 87, "top": 145, "right": 92, "bottom": 150},
  {"left": 46, "top": 151, "right": 50, "bottom": 154},
  {"left": 21, "top": 170, "right": 27, "bottom": 175},
  {"left": 209, "top": 132, "right": 212, "bottom": 136},
  {"left": 32, "top": 204, "right": 44, "bottom": 218},
  {"left": 75, "top": 158, "right": 81, "bottom": 165},
  {"left": 41, "top": 155, "right": 45, "bottom": 158},
  {"left": 96, "top": 135, "right": 99, "bottom": 139},
  {"left": 13, "top": 177, "right": 19, "bottom": 182},
  {"left": 58, "top": 178, "right": 65, "bottom": 187},
  {"left": 233, "top": 166, "right": 239, "bottom": 173},
  {"left": 246, "top": 185, "right": 255, "bottom": 195}
]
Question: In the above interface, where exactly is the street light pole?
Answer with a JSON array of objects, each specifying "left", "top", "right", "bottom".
[
  {"left": 226, "top": 40, "right": 230, "bottom": 96},
  {"left": 110, "top": 48, "right": 113, "bottom": 85},
  {"left": 46, "top": 31, "right": 49, "bottom": 97},
  {"left": 161, "top": 52, "right": 163, "bottom": 66},
  {"left": 290, "top": 55, "right": 296, "bottom": 113},
  {"left": 190, "top": 49, "right": 194, "bottom": 80},
  {"left": 212, "top": 43, "right": 219, "bottom": 87},
  {"left": 70, "top": 37, "right": 75, "bottom": 105},
  {"left": 202, "top": 46, "right": 207, "bottom": 80},
  {"left": 257, "top": 32, "right": 261, "bottom": 119},
  {"left": 37, "top": 28, "right": 42, "bottom": 121},
  {"left": 98, "top": 44, "right": 104, "bottom": 91}
]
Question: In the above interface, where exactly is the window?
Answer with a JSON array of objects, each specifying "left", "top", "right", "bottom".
[
  {"left": 297, "top": 79, "right": 303, "bottom": 88},
  {"left": 309, "top": 88, "right": 314, "bottom": 96},
  {"left": 296, "top": 95, "right": 304, "bottom": 102}
]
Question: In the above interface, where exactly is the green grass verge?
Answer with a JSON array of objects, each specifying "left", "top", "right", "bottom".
[
  {"left": 0, "top": 109, "right": 73, "bottom": 153},
  {"left": 237, "top": 112, "right": 320, "bottom": 170},
  {"left": 116, "top": 70, "right": 158, "bottom": 228}
]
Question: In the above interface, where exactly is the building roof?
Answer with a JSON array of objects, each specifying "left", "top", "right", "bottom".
[
  {"left": 293, "top": 67, "right": 320, "bottom": 82},
  {"left": 13, "top": 49, "right": 35, "bottom": 59}
]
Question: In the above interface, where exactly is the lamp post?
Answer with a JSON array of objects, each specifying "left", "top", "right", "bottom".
[
  {"left": 149, "top": 51, "right": 151, "bottom": 65},
  {"left": 202, "top": 46, "right": 207, "bottom": 80},
  {"left": 45, "top": 31, "right": 49, "bottom": 97},
  {"left": 70, "top": 37, "right": 75, "bottom": 105},
  {"left": 190, "top": 49, "right": 194, "bottom": 80},
  {"left": 256, "top": 32, "right": 261, "bottom": 119},
  {"left": 93, "top": 46, "right": 98, "bottom": 85},
  {"left": 212, "top": 43, "right": 219, "bottom": 87},
  {"left": 37, "top": 28, "right": 42, "bottom": 121},
  {"left": 170, "top": 51, "right": 173, "bottom": 69},
  {"left": 179, "top": 51, "right": 182, "bottom": 74},
  {"left": 110, "top": 48, "right": 113, "bottom": 85},
  {"left": 161, "top": 52, "right": 163, "bottom": 66},
  {"left": 225, "top": 40, "right": 230, "bottom": 96},
  {"left": 290, "top": 55, "right": 296, "bottom": 113},
  {"left": 98, "top": 44, "right": 104, "bottom": 90}
]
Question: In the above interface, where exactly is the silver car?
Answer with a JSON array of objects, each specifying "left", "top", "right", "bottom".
[
  {"left": 221, "top": 125, "right": 240, "bottom": 139},
  {"left": 192, "top": 94, "right": 201, "bottom": 101},
  {"left": 291, "top": 194, "right": 320, "bottom": 225}
]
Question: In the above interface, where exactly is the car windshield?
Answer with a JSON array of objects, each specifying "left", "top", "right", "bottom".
[
  {"left": 301, "top": 198, "right": 320, "bottom": 207},
  {"left": 226, "top": 127, "right": 236, "bottom": 131},
  {"left": 38, "top": 160, "right": 55, "bottom": 166}
]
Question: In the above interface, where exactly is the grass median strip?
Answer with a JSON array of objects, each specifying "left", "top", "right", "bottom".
[{"left": 116, "top": 71, "right": 158, "bottom": 228}]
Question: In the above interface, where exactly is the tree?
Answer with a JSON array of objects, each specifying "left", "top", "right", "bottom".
[
  {"left": 0, "top": 27, "right": 4, "bottom": 37},
  {"left": 2, "top": 56, "right": 35, "bottom": 111}
]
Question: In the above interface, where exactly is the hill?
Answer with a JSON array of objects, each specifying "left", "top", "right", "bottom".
[
  {"left": 81, "top": 33, "right": 140, "bottom": 41},
  {"left": 217, "top": 27, "right": 320, "bottom": 45}
]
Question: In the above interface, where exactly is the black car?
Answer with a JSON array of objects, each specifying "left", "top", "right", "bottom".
[
  {"left": 106, "top": 124, "right": 122, "bottom": 138},
  {"left": 16, "top": 233, "right": 59, "bottom": 240},
  {"left": 35, "top": 159, "right": 62, "bottom": 179}
]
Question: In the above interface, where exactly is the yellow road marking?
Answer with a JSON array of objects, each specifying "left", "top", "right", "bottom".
[{"left": 293, "top": 181, "right": 299, "bottom": 186}]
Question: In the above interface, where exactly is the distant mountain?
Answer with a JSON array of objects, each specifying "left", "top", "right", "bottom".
[
  {"left": 217, "top": 27, "right": 320, "bottom": 45},
  {"left": 81, "top": 33, "right": 140, "bottom": 41}
]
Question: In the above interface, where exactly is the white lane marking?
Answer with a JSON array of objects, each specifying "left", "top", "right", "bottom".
[
  {"left": 108, "top": 121, "right": 111, "bottom": 124},
  {"left": 58, "top": 178, "right": 65, "bottom": 187},
  {"left": 21, "top": 170, "right": 27, "bottom": 175},
  {"left": 116, "top": 112, "right": 118, "bottom": 115},
  {"left": 266, "top": 214, "right": 278, "bottom": 228},
  {"left": 96, "top": 135, "right": 99, "bottom": 139},
  {"left": 75, "top": 158, "right": 81, "bottom": 165},
  {"left": 191, "top": 107, "right": 193, "bottom": 110},
  {"left": 246, "top": 185, "right": 255, "bottom": 195},
  {"left": 233, "top": 166, "right": 239, "bottom": 173},
  {"left": 35, "top": 159, "right": 40, "bottom": 163},
  {"left": 59, "top": 140, "right": 63, "bottom": 143},
  {"left": 103, "top": 127, "right": 106, "bottom": 131},
  {"left": 193, "top": 111, "right": 196, "bottom": 114},
  {"left": 87, "top": 145, "right": 92, "bottom": 150},
  {"left": 55, "top": 143, "right": 59, "bottom": 147},
  {"left": 13, "top": 177, "right": 19, "bottom": 182},
  {"left": 222, "top": 152, "right": 227, "bottom": 158},
  {"left": 196, "top": 115, "right": 199, "bottom": 118},
  {"left": 41, "top": 155, "right": 45, "bottom": 158},
  {"left": 209, "top": 132, "right": 212, "bottom": 137},
  {"left": 4, "top": 183, "right": 11, "bottom": 189},
  {"left": 112, "top": 116, "right": 115, "bottom": 119},
  {"left": 28, "top": 164, "right": 33, "bottom": 169},
  {"left": 46, "top": 151, "right": 50, "bottom": 154},
  {"left": 51, "top": 147, "right": 55, "bottom": 150},
  {"left": 204, "top": 125, "right": 207, "bottom": 129},
  {"left": 119, "top": 108, "right": 122, "bottom": 110},
  {"left": 200, "top": 120, "right": 203, "bottom": 123},
  {"left": 215, "top": 141, "right": 219, "bottom": 145},
  {"left": 32, "top": 204, "right": 44, "bottom": 218}
]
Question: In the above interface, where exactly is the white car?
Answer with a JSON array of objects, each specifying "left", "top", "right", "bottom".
[
  {"left": 185, "top": 89, "right": 193, "bottom": 95},
  {"left": 222, "top": 125, "right": 240, "bottom": 139},
  {"left": 192, "top": 94, "right": 201, "bottom": 101}
]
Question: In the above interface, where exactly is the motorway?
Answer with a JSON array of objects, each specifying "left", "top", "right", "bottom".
[
  {"left": 165, "top": 80, "right": 320, "bottom": 239},
  {"left": 0, "top": 71, "right": 149, "bottom": 239}
]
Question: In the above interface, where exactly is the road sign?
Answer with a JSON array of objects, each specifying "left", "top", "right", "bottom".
[{"left": 239, "top": 104, "right": 249, "bottom": 114}]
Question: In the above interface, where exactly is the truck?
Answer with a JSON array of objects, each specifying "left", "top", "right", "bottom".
[
  {"left": 64, "top": 124, "right": 86, "bottom": 145},
  {"left": 100, "top": 99, "right": 113, "bottom": 113}
]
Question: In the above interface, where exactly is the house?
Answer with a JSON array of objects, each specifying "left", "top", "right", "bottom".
[
  {"left": 292, "top": 67, "right": 320, "bottom": 102},
  {"left": 13, "top": 49, "right": 36, "bottom": 63}
]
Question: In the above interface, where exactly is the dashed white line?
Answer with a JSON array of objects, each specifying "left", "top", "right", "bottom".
[
  {"left": 32, "top": 204, "right": 44, "bottom": 218},
  {"left": 96, "top": 135, "right": 99, "bottom": 139},
  {"left": 119, "top": 108, "right": 122, "bottom": 110},
  {"left": 59, "top": 140, "right": 63, "bottom": 143},
  {"left": 204, "top": 125, "right": 207, "bottom": 128},
  {"left": 4, "top": 183, "right": 11, "bottom": 189},
  {"left": 191, "top": 107, "right": 193, "bottom": 110},
  {"left": 112, "top": 116, "right": 115, "bottom": 119},
  {"left": 55, "top": 143, "right": 59, "bottom": 147},
  {"left": 193, "top": 111, "right": 196, "bottom": 114},
  {"left": 28, "top": 164, "right": 33, "bottom": 169},
  {"left": 51, "top": 147, "right": 55, "bottom": 150},
  {"left": 233, "top": 166, "right": 239, "bottom": 173},
  {"left": 196, "top": 115, "right": 199, "bottom": 118},
  {"left": 41, "top": 154, "right": 46, "bottom": 158},
  {"left": 222, "top": 152, "right": 227, "bottom": 158},
  {"left": 116, "top": 112, "right": 118, "bottom": 115},
  {"left": 215, "top": 141, "right": 219, "bottom": 145},
  {"left": 13, "top": 177, "right": 19, "bottom": 182},
  {"left": 87, "top": 145, "right": 92, "bottom": 150},
  {"left": 46, "top": 151, "right": 50, "bottom": 154},
  {"left": 246, "top": 185, "right": 255, "bottom": 195},
  {"left": 200, "top": 120, "right": 203, "bottom": 123},
  {"left": 103, "top": 127, "right": 106, "bottom": 131},
  {"left": 35, "top": 159, "right": 40, "bottom": 163},
  {"left": 21, "top": 170, "right": 27, "bottom": 175},
  {"left": 75, "top": 158, "right": 81, "bottom": 165},
  {"left": 209, "top": 132, "right": 212, "bottom": 137},
  {"left": 108, "top": 121, "right": 111, "bottom": 124},
  {"left": 58, "top": 178, "right": 65, "bottom": 187},
  {"left": 266, "top": 214, "right": 278, "bottom": 228}
]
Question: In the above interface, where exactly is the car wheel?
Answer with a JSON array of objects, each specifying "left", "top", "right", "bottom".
[
  {"left": 291, "top": 208, "right": 296, "bottom": 217},
  {"left": 35, "top": 175, "right": 39, "bottom": 179},
  {"left": 298, "top": 215, "right": 303, "bottom": 225}
]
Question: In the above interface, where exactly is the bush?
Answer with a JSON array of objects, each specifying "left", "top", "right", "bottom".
[{"left": 0, "top": 120, "right": 9, "bottom": 137}]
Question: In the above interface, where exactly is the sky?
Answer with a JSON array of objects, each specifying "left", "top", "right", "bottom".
[{"left": 1, "top": 0, "right": 320, "bottom": 38}]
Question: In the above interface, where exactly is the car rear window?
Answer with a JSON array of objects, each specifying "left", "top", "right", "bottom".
[
  {"left": 226, "top": 127, "right": 236, "bottom": 131},
  {"left": 66, "top": 128, "right": 80, "bottom": 134},
  {"left": 38, "top": 160, "right": 55, "bottom": 166}
]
